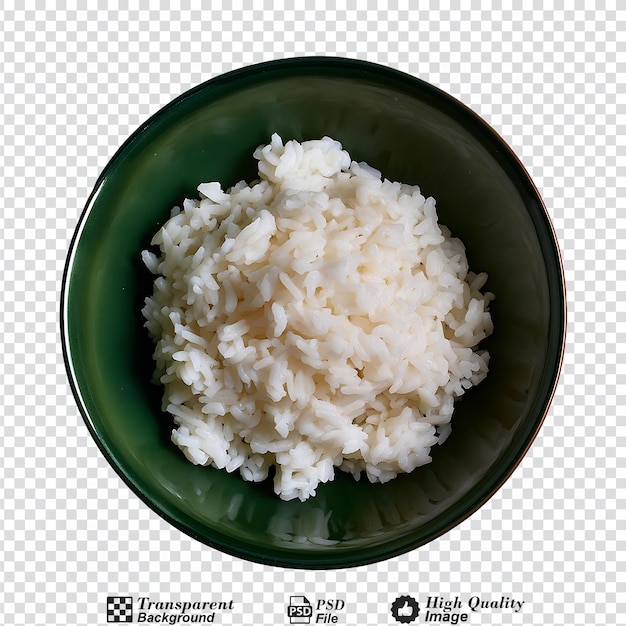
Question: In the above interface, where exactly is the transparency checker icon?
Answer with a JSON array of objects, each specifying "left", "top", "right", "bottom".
[
  {"left": 287, "top": 596, "right": 313, "bottom": 624},
  {"left": 107, "top": 597, "right": 133, "bottom": 623}
]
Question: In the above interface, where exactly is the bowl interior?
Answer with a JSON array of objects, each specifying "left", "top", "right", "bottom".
[{"left": 62, "top": 58, "right": 565, "bottom": 568}]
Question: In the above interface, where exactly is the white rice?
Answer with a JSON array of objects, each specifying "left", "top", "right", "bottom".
[{"left": 141, "top": 133, "right": 494, "bottom": 502}]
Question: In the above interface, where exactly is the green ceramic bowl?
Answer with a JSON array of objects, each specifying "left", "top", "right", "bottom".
[{"left": 61, "top": 57, "right": 565, "bottom": 569}]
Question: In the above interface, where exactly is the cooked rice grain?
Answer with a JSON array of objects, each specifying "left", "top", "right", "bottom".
[{"left": 142, "top": 134, "right": 494, "bottom": 501}]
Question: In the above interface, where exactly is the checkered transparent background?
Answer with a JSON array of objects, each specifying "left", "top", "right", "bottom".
[{"left": 2, "top": 1, "right": 624, "bottom": 624}]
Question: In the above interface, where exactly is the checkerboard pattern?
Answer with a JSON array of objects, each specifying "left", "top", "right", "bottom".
[
  {"left": 1, "top": 2, "right": 624, "bottom": 626},
  {"left": 107, "top": 597, "right": 133, "bottom": 623}
]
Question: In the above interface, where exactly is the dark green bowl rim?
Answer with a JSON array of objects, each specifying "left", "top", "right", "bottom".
[{"left": 61, "top": 56, "right": 567, "bottom": 569}]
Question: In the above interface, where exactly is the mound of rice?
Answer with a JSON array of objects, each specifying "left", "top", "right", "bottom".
[{"left": 141, "top": 134, "right": 494, "bottom": 501}]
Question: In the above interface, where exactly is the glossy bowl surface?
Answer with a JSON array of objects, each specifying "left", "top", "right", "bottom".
[{"left": 62, "top": 57, "right": 565, "bottom": 569}]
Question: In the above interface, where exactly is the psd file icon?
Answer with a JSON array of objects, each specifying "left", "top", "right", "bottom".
[{"left": 287, "top": 595, "right": 313, "bottom": 624}]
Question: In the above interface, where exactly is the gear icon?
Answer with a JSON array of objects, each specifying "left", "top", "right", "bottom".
[{"left": 391, "top": 595, "right": 420, "bottom": 623}]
